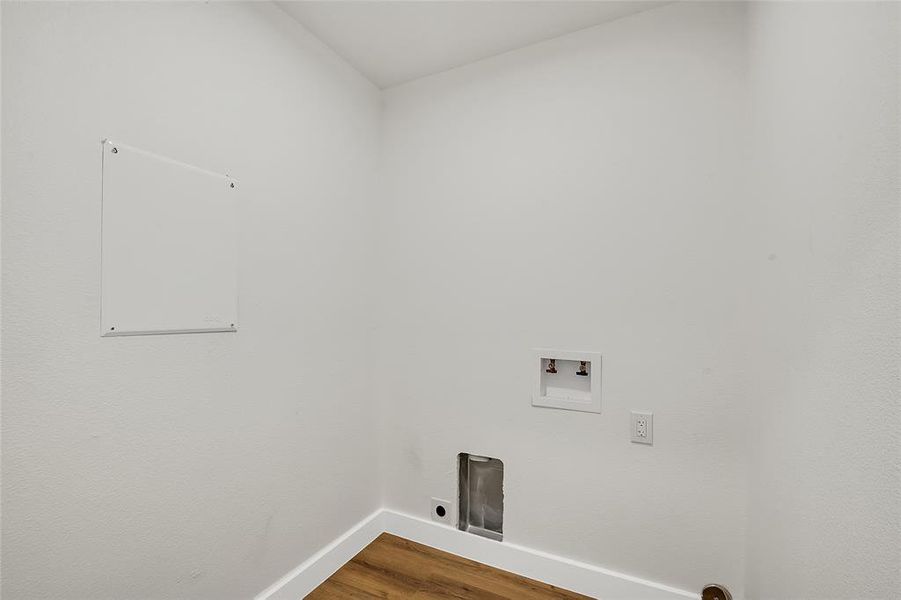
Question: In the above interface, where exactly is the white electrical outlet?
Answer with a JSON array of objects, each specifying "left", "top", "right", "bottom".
[
  {"left": 430, "top": 497, "right": 452, "bottom": 525},
  {"left": 631, "top": 411, "right": 653, "bottom": 445}
]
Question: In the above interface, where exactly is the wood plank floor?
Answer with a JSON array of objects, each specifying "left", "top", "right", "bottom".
[{"left": 306, "top": 533, "right": 593, "bottom": 599}]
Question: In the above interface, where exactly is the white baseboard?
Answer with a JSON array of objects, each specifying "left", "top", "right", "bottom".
[
  {"left": 254, "top": 509, "right": 384, "bottom": 600},
  {"left": 382, "top": 510, "right": 696, "bottom": 600},
  {"left": 256, "top": 508, "right": 697, "bottom": 600}
]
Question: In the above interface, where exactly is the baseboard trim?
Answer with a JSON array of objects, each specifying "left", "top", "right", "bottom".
[
  {"left": 382, "top": 510, "right": 696, "bottom": 600},
  {"left": 254, "top": 509, "right": 384, "bottom": 600},
  {"left": 256, "top": 508, "right": 697, "bottom": 600}
]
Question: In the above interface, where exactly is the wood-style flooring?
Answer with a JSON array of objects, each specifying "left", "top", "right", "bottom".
[{"left": 306, "top": 533, "right": 593, "bottom": 599}]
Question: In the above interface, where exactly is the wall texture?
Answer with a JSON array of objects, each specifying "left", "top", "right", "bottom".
[
  {"left": 4, "top": 2, "right": 899, "bottom": 599},
  {"left": 1, "top": 2, "right": 381, "bottom": 599},
  {"left": 745, "top": 2, "right": 901, "bottom": 598},
  {"left": 377, "top": 2, "right": 753, "bottom": 595}
]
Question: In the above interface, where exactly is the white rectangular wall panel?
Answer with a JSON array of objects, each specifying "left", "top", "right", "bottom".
[{"left": 100, "top": 140, "right": 238, "bottom": 336}]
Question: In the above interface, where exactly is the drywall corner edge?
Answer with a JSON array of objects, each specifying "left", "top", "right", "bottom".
[{"left": 254, "top": 509, "right": 385, "bottom": 600}]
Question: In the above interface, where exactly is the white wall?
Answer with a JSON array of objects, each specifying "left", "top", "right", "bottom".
[
  {"left": 1, "top": 2, "right": 381, "bottom": 599},
  {"left": 4, "top": 2, "right": 899, "bottom": 599},
  {"left": 377, "top": 2, "right": 753, "bottom": 595},
  {"left": 745, "top": 2, "right": 901, "bottom": 598}
]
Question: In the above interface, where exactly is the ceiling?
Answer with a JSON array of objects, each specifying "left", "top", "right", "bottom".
[{"left": 276, "top": 1, "right": 669, "bottom": 89}]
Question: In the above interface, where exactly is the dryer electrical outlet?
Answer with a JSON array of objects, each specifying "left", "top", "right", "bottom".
[{"left": 430, "top": 497, "right": 452, "bottom": 525}]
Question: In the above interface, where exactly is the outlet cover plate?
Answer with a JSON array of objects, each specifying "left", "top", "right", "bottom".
[
  {"left": 430, "top": 497, "right": 452, "bottom": 525},
  {"left": 631, "top": 411, "right": 653, "bottom": 445}
]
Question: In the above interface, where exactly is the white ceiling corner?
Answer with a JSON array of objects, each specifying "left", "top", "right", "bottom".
[{"left": 276, "top": 1, "right": 670, "bottom": 89}]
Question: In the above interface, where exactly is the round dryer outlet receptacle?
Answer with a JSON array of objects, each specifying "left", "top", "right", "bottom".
[{"left": 430, "top": 497, "right": 452, "bottom": 525}]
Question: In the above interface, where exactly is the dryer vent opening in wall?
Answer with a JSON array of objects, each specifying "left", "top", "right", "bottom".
[{"left": 458, "top": 453, "right": 504, "bottom": 541}]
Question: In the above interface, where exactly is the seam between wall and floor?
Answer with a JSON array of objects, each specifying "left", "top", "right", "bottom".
[{"left": 254, "top": 509, "right": 697, "bottom": 600}]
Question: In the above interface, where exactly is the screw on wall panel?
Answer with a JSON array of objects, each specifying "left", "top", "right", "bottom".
[
  {"left": 545, "top": 359, "right": 557, "bottom": 374},
  {"left": 110, "top": 327, "right": 115, "bottom": 331},
  {"left": 111, "top": 147, "right": 118, "bottom": 154}
]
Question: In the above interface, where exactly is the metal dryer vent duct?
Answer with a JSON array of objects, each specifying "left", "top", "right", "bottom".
[{"left": 458, "top": 453, "right": 504, "bottom": 541}]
